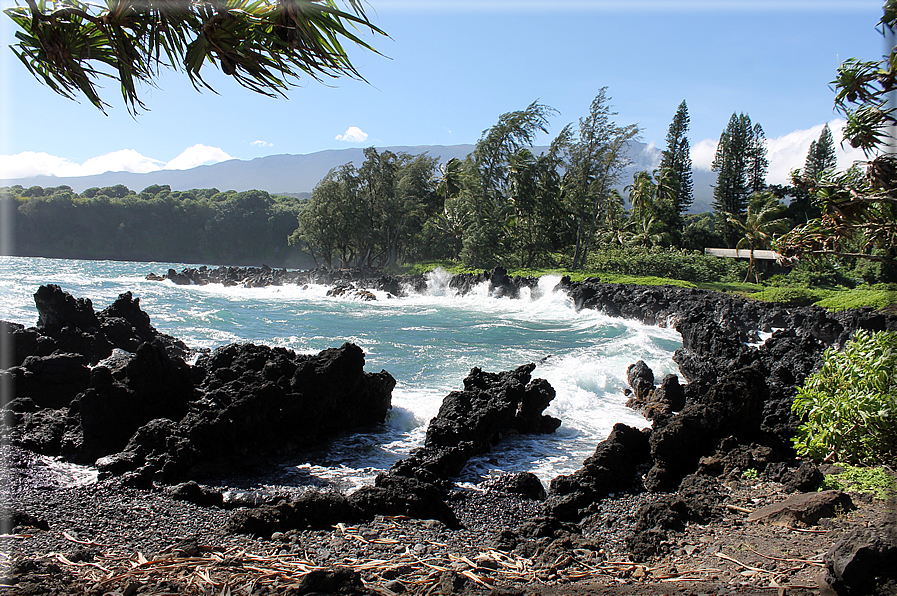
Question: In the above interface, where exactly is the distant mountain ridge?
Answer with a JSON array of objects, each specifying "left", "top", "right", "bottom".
[{"left": 7, "top": 142, "right": 716, "bottom": 212}]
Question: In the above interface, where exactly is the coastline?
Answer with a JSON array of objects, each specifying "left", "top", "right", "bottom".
[{"left": 2, "top": 266, "right": 896, "bottom": 595}]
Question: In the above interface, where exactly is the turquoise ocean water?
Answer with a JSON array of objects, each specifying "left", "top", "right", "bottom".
[{"left": 0, "top": 256, "right": 682, "bottom": 489}]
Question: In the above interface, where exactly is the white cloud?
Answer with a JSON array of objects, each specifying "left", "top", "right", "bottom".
[
  {"left": 0, "top": 151, "right": 76, "bottom": 179},
  {"left": 335, "top": 126, "right": 369, "bottom": 143},
  {"left": 77, "top": 149, "right": 164, "bottom": 175},
  {"left": 1, "top": 145, "right": 233, "bottom": 179},
  {"left": 765, "top": 119, "right": 867, "bottom": 184},
  {"left": 250, "top": 140, "right": 273, "bottom": 148},
  {"left": 690, "top": 119, "right": 868, "bottom": 185},
  {"left": 690, "top": 138, "right": 719, "bottom": 171},
  {"left": 163, "top": 144, "right": 233, "bottom": 170},
  {"left": 0, "top": 149, "right": 163, "bottom": 179}
]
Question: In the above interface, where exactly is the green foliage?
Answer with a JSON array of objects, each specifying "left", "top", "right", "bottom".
[
  {"left": 5, "top": 184, "right": 312, "bottom": 267},
  {"left": 803, "top": 124, "right": 837, "bottom": 180},
  {"left": 813, "top": 287, "right": 897, "bottom": 311},
  {"left": 584, "top": 246, "right": 745, "bottom": 283},
  {"left": 766, "top": 261, "right": 853, "bottom": 289},
  {"left": 792, "top": 329, "right": 897, "bottom": 465},
  {"left": 5, "top": 0, "right": 386, "bottom": 113},
  {"left": 591, "top": 274, "right": 696, "bottom": 288},
  {"left": 777, "top": 7, "right": 897, "bottom": 272},
  {"left": 712, "top": 113, "right": 769, "bottom": 247},
  {"left": 292, "top": 149, "right": 440, "bottom": 269},
  {"left": 820, "top": 465, "right": 897, "bottom": 500},
  {"left": 659, "top": 100, "right": 694, "bottom": 218},
  {"left": 748, "top": 287, "right": 832, "bottom": 307},
  {"left": 742, "top": 468, "right": 759, "bottom": 480},
  {"left": 725, "top": 191, "right": 790, "bottom": 283},
  {"left": 681, "top": 211, "right": 724, "bottom": 251}
]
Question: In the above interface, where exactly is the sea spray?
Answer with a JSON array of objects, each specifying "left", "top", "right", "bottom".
[{"left": 0, "top": 256, "right": 682, "bottom": 489}]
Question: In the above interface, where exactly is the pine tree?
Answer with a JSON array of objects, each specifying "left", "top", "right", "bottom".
[
  {"left": 803, "top": 124, "right": 838, "bottom": 179},
  {"left": 747, "top": 123, "right": 769, "bottom": 194},
  {"left": 712, "top": 113, "right": 768, "bottom": 247},
  {"left": 659, "top": 100, "right": 694, "bottom": 220}
]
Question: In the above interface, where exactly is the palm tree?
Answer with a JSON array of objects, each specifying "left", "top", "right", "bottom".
[
  {"left": 726, "top": 192, "right": 791, "bottom": 283},
  {"left": 626, "top": 171, "right": 656, "bottom": 224}
]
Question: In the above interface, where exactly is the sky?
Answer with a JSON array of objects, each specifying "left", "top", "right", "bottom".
[{"left": 0, "top": 0, "right": 888, "bottom": 186}]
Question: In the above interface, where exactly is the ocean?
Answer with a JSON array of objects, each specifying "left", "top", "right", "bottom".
[{"left": 0, "top": 256, "right": 682, "bottom": 490}]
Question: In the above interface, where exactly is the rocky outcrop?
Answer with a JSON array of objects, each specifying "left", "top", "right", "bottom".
[
  {"left": 2, "top": 285, "right": 189, "bottom": 368},
  {"left": 545, "top": 424, "right": 650, "bottom": 522},
  {"left": 447, "top": 267, "right": 538, "bottom": 299},
  {"left": 625, "top": 361, "right": 684, "bottom": 420},
  {"left": 644, "top": 365, "right": 769, "bottom": 491},
  {"left": 389, "top": 364, "right": 560, "bottom": 483},
  {"left": 152, "top": 265, "right": 426, "bottom": 296},
  {"left": 1, "top": 286, "right": 396, "bottom": 484},
  {"left": 96, "top": 341, "right": 395, "bottom": 485},
  {"left": 227, "top": 363, "right": 563, "bottom": 535},
  {"left": 528, "top": 279, "right": 897, "bottom": 562}
]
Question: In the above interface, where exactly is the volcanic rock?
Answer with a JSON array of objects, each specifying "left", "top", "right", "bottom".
[
  {"left": 747, "top": 490, "right": 855, "bottom": 527},
  {"left": 644, "top": 365, "right": 768, "bottom": 492},
  {"left": 389, "top": 364, "right": 560, "bottom": 482},
  {"left": 826, "top": 524, "right": 897, "bottom": 596},
  {"left": 546, "top": 423, "right": 651, "bottom": 522},
  {"left": 99, "top": 341, "right": 395, "bottom": 484}
]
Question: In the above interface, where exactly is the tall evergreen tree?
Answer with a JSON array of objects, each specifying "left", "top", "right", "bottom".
[
  {"left": 747, "top": 123, "right": 769, "bottom": 194},
  {"left": 712, "top": 113, "right": 768, "bottom": 247},
  {"left": 803, "top": 124, "right": 838, "bottom": 179},
  {"left": 659, "top": 100, "right": 694, "bottom": 220}
]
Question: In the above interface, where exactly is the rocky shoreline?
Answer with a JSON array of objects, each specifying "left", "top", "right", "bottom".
[{"left": 2, "top": 266, "right": 897, "bottom": 595}]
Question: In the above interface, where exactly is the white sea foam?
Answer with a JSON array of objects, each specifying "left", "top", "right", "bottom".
[{"left": 0, "top": 256, "right": 685, "bottom": 488}]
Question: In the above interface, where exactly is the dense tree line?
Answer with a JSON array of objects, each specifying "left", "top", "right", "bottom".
[
  {"left": 2, "top": 184, "right": 314, "bottom": 268},
  {"left": 292, "top": 92, "right": 709, "bottom": 270}
]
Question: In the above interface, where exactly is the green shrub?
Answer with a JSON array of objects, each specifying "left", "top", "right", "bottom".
[
  {"left": 767, "top": 264, "right": 853, "bottom": 289},
  {"left": 586, "top": 247, "right": 743, "bottom": 283},
  {"left": 820, "top": 465, "right": 897, "bottom": 500},
  {"left": 814, "top": 287, "right": 897, "bottom": 311},
  {"left": 749, "top": 287, "right": 831, "bottom": 306},
  {"left": 791, "top": 329, "right": 897, "bottom": 465}
]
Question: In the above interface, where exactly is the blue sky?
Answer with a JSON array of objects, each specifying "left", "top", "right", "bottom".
[{"left": 0, "top": 0, "right": 887, "bottom": 185}]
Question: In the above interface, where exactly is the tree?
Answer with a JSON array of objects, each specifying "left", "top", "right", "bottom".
[
  {"left": 290, "top": 149, "right": 439, "bottom": 269},
  {"left": 659, "top": 100, "right": 694, "bottom": 220},
  {"left": 505, "top": 148, "right": 564, "bottom": 267},
  {"left": 711, "top": 113, "right": 768, "bottom": 247},
  {"left": 803, "top": 124, "right": 838, "bottom": 180},
  {"left": 724, "top": 192, "right": 790, "bottom": 283},
  {"left": 776, "top": 1, "right": 897, "bottom": 273},
  {"left": 460, "top": 100, "right": 557, "bottom": 266},
  {"left": 5, "top": 0, "right": 386, "bottom": 112},
  {"left": 625, "top": 168, "right": 678, "bottom": 247},
  {"left": 557, "top": 88, "right": 641, "bottom": 270}
]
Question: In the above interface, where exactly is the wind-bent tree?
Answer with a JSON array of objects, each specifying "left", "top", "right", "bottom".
[
  {"left": 557, "top": 88, "right": 640, "bottom": 270},
  {"left": 659, "top": 100, "right": 694, "bottom": 222},
  {"left": 5, "top": 0, "right": 386, "bottom": 112},
  {"left": 712, "top": 113, "right": 768, "bottom": 247},
  {"left": 777, "top": 1, "right": 897, "bottom": 274},
  {"left": 462, "top": 101, "right": 557, "bottom": 266},
  {"left": 505, "top": 147, "right": 564, "bottom": 268},
  {"left": 290, "top": 148, "right": 438, "bottom": 268},
  {"left": 725, "top": 192, "right": 790, "bottom": 283}
]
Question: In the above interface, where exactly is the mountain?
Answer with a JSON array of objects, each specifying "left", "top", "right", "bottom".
[{"left": 7, "top": 142, "right": 716, "bottom": 212}]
